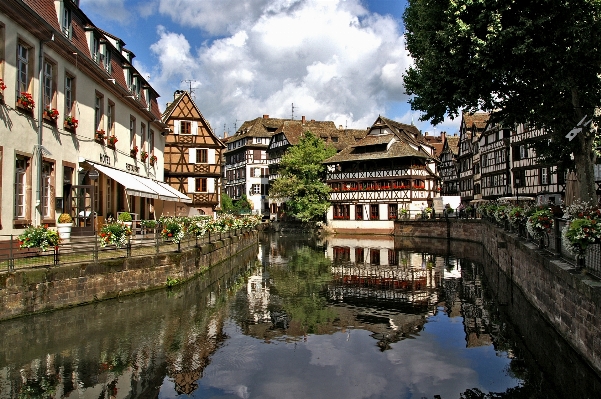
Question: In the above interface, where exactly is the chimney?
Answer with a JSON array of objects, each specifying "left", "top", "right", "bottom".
[
  {"left": 441, "top": 131, "right": 446, "bottom": 141},
  {"left": 302, "top": 115, "right": 306, "bottom": 124},
  {"left": 223, "top": 131, "right": 228, "bottom": 139},
  {"left": 263, "top": 114, "right": 269, "bottom": 119},
  {"left": 425, "top": 131, "right": 428, "bottom": 136},
  {"left": 339, "top": 125, "right": 343, "bottom": 130}
]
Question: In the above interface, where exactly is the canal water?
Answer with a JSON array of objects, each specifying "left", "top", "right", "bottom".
[{"left": 0, "top": 233, "right": 599, "bottom": 398}]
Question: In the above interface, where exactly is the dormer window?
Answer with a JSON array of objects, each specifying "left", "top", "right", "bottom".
[
  {"left": 91, "top": 36, "right": 99, "bottom": 62},
  {"left": 62, "top": 7, "right": 72, "bottom": 38}
]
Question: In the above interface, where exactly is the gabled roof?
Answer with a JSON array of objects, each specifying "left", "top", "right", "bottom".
[
  {"left": 269, "top": 120, "right": 367, "bottom": 152},
  {"left": 162, "top": 91, "right": 222, "bottom": 146},
  {"left": 445, "top": 136, "right": 461, "bottom": 155},
  {"left": 462, "top": 112, "right": 490, "bottom": 131},
  {"left": 324, "top": 116, "right": 433, "bottom": 164},
  {"left": 234, "top": 116, "right": 289, "bottom": 140}
]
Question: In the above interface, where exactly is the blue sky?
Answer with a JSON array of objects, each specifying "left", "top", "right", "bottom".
[{"left": 80, "top": 0, "right": 460, "bottom": 138}]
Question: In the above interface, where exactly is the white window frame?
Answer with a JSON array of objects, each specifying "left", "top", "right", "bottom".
[{"left": 14, "top": 157, "right": 27, "bottom": 219}]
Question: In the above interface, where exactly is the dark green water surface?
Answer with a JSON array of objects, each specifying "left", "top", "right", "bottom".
[{"left": 0, "top": 233, "right": 599, "bottom": 398}]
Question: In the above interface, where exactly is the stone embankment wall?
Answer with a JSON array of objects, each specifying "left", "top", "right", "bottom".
[
  {"left": 394, "top": 219, "right": 601, "bottom": 376},
  {"left": 0, "top": 231, "right": 258, "bottom": 321}
]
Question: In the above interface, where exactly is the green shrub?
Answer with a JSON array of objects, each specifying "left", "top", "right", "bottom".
[{"left": 117, "top": 212, "right": 132, "bottom": 222}]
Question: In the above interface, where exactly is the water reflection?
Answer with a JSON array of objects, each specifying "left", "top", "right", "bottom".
[{"left": 0, "top": 233, "right": 599, "bottom": 398}]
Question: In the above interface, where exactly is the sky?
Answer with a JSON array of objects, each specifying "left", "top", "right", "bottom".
[{"left": 79, "top": 0, "right": 460, "bottom": 138}]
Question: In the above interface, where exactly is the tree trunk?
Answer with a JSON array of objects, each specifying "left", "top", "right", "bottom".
[{"left": 574, "top": 133, "right": 597, "bottom": 204}]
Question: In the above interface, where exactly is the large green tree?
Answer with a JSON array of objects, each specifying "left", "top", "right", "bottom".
[
  {"left": 269, "top": 131, "right": 337, "bottom": 222},
  {"left": 403, "top": 0, "right": 601, "bottom": 202}
]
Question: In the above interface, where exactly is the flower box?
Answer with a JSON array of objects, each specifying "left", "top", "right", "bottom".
[
  {"left": 16, "top": 92, "right": 35, "bottom": 113},
  {"left": 107, "top": 136, "right": 118, "bottom": 148},
  {"left": 149, "top": 155, "right": 158, "bottom": 166},
  {"left": 43, "top": 108, "right": 59, "bottom": 122},
  {"left": 130, "top": 146, "right": 139, "bottom": 158},
  {"left": 95, "top": 130, "right": 106, "bottom": 143},
  {"left": 140, "top": 151, "right": 149, "bottom": 162},
  {"left": 64, "top": 116, "right": 78, "bottom": 132}
]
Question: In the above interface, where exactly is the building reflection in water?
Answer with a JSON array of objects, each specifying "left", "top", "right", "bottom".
[{"left": 2, "top": 234, "right": 597, "bottom": 398}]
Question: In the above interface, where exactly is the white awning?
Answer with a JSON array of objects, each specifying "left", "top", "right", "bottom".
[
  {"left": 87, "top": 162, "right": 191, "bottom": 203},
  {"left": 155, "top": 181, "right": 193, "bottom": 203}
]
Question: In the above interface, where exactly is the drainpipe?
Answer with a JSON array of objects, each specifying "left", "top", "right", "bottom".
[{"left": 35, "top": 39, "right": 44, "bottom": 227}]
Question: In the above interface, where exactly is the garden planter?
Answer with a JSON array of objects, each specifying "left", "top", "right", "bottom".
[{"left": 56, "top": 223, "right": 73, "bottom": 239}]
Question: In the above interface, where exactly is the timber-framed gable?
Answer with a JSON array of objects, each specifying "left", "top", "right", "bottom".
[{"left": 162, "top": 91, "right": 224, "bottom": 215}]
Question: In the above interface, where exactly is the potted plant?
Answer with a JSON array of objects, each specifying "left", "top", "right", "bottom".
[
  {"left": 56, "top": 213, "right": 73, "bottom": 239},
  {"left": 95, "top": 129, "right": 106, "bottom": 142},
  {"left": 149, "top": 154, "right": 158, "bottom": 166},
  {"left": 17, "top": 92, "right": 35, "bottom": 111},
  {"left": 400, "top": 208, "right": 409, "bottom": 219},
  {"left": 140, "top": 150, "right": 148, "bottom": 162},
  {"left": 64, "top": 115, "right": 78, "bottom": 130},
  {"left": 117, "top": 211, "right": 133, "bottom": 228},
  {"left": 108, "top": 135, "right": 118, "bottom": 147},
  {"left": 130, "top": 146, "right": 138, "bottom": 157},
  {"left": 18, "top": 224, "right": 60, "bottom": 252},
  {"left": 99, "top": 221, "right": 131, "bottom": 248},
  {"left": 44, "top": 107, "right": 59, "bottom": 122},
  {"left": 161, "top": 219, "right": 184, "bottom": 243},
  {"left": 140, "top": 219, "right": 158, "bottom": 236}
]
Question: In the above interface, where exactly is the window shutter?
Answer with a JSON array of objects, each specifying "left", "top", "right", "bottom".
[
  {"left": 189, "top": 148, "right": 196, "bottom": 164},
  {"left": 173, "top": 120, "right": 180, "bottom": 135},
  {"left": 208, "top": 149, "right": 216, "bottom": 164},
  {"left": 187, "top": 177, "right": 194, "bottom": 193},
  {"left": 192, "top": 121, "right": 198, "bottom": 135},
  {"left": 208, "top": 178, "right": 215, "bottom": 193}
]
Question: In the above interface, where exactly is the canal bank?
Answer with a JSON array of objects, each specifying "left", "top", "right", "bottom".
[
  {"left": 0, "top": 230, "right": 259, "bottom": 321},
  {"left": 394, "top": 219, "right": 601, "bottom": 378}
]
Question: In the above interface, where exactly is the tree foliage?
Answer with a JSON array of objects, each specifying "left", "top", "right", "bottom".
[
  {"left": 403, "top": 0, "right": 601, "bottom": 202},
  {"left": 221, "top": 193, "right": 252, "bottom": 215},
  {"left": 269, "top": 131, "right": 337, "bottom": 222}
]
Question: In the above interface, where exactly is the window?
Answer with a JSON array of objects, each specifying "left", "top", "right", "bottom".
[
  {"left": 388, "top": 204, "right": 398, "bottom": 220},
  {"left": 370, "top": 248, "right": 380, "bottom": 265},
  {"left": 107, "top": 101, "right": 114, "bottom": 134},
  {"left": 196, "top": 178, "right": 207, "bottom": 192},
  {"left": 331, "top": 136, "right": 338, "bottom": 142},
  {"left": 355, "top": 247, "right": 364, "bottom": 263},
  {"left": 333, "top": 204, "right": 350, "bottom": 219},
  {"left": 102, "top": 46, "right": 111, "bottom": 73},
  {"left": 370, "top": 204, "right": 379, "bottom": 220},
  {"left": 352, "top": 204, "right": 362, "bottom": 220},
  {"left": 520, "top": 145, "right": 527, "bottom": 160},
  {"left": 197, "top": 149, "right": 208, "bottom": 163},
  {"left": 64, "top": 74, "right": 74, "bottom": 117},
  {"left": 540, "top": 167, "right": 549, "bottom": 185},
  {"left": 41, "top": 161, "right": 54, "bottom": 219},
  {"left": 130, "top": 116, "right": 136, "bottom": 145},
  {"left": 141, "top": 123, "right": 146, "bottom": 151},
  {"left": 106, "top": 177, "right": 112, "bottom": 215},
  {"left": 388, "top": 249, "right": 398, "bottom": 266},
  {"left": 180, "top": 121, "right": 191, "bottom": 134},
  {"left": 91, "top": 36, "right": 99, "bottom": 62},
  {"left": 14, "top": 156, "right": 29, "bottom": 219},
  {"left": 17, "top": 42, "right": 30, "bottom": 95},
  {"left": 95, "top": 94, "right": 103, "bottom": 131},
  {"left": 62, "top": 6, "right": 71, "bottom": 38},
  {"left": 251, "top": 184, "right": 261, "bottom": 194},
  {"left": 43, "top": 60, "right": 55, "bottom": 109},
  {"left": 333, "top": 247, "right": 350, "bottom": 262},
  {"left": 149, "top": 129, "right": 155, "bottom": 153}
]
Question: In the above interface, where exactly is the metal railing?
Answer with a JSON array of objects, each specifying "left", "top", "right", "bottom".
[{"left": 0, "top": 227, "right": 254, "bottom": 273}]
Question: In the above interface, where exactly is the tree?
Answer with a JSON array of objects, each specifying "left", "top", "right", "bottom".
[
  {"left": 221, "top": 192, "right": 235, "bottom": 213},
  {"left": 220, "top": 193, "right": 252, "bottom": 214},
  {"left": 269, "top": 131, "right": 337, "bottom": 222},
  {"left": 403, "top": 0, "right": 601, "bottom": 202}
]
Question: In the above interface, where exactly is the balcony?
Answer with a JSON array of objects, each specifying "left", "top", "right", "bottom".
[
  {"left": 329, "top": 188, "right": 433, "bottom": 202},
  {"left": 327, "top": 167, "right": 430, "bottom": 181}
]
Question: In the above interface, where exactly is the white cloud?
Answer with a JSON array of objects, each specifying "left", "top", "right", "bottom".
[{"left": 143, "top": 0, "right": 417, "bottom": 136}]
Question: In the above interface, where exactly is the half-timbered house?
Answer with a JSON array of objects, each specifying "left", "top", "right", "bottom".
[
  {"left": 510, "top": 124, "right": 563, "bottom": 204},
  {"left": 438, "top": 133, "right": 461, "bottom": 195},
  {"left": 323, "top": 116, "right": 438, "bottom": 234},
  {"left": 457, "top": 112, "right": 489, "bottom": 204},
  {"left": 224, "top": 115, "right": 283, "bottom": 216},
  {"left": 479, "top": 122, "right": 511, "bottom": 199},
  {"left": 162, "top": 91, "right": 225, "bottom": 216},
  {"left": 265, "top": 117, "right": 366, "bottom": 220}
]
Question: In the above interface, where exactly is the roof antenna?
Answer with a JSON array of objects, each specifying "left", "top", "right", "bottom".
[
  {"left": 181, "top": 79, "right": 197, "bottom": 99},
  {"left": 291, "top": 102, "right": 296, "bottom": 120}
]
